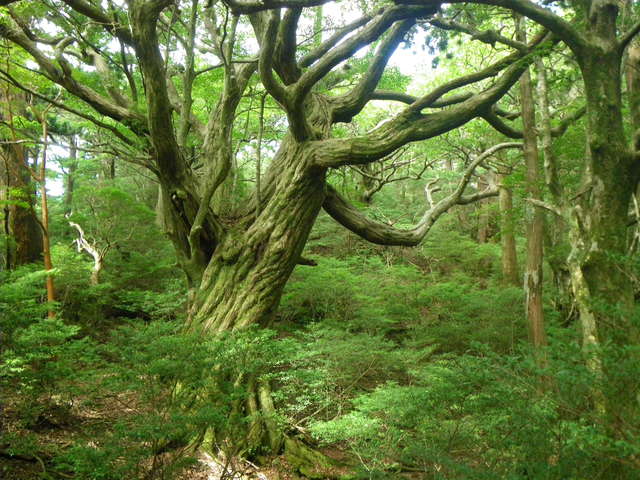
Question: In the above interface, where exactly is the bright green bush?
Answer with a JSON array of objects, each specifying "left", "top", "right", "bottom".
[
  {"left": 54, "top": 323, "right": 296, "bottom": 479},
  {"left": 0, "top": 266, "right": 93, "bottom": 426},
  {"left": 311, "top": 337, "right": 640, "bottom": 480}
]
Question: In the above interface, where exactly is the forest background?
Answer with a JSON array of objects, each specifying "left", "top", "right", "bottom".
[{"left": 1, "top": 0, "right": 640, "bottom": 478}]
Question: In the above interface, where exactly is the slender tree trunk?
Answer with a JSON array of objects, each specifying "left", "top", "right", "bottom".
[
  {"left": 535, "top": 58, "right": 575, "bottom": 325},
  {"left": 476, "top": 174, "right": 490, "bottom": 244},
  {"left": 625, "top": 41, "right": 640, "bottom": 132},
  {"left": 626, "top": 38, "right": 640, "bottom": 257},
  {"left": 64, "top": 137, "right": 77, "bottom": 213},
  {"left": 2, "top": 179, "right": 9, "bottom": 269},
  {"left": 39, "top": 117, "right": 56, "bottom": 317},
  {"left": 90, "top": 257, "right": 103, "bottom": 285},
  {"left": 359, "top": 163, "right": 376, "bottom": 204},
  {"left": 517, "top": 16, "right": 546, "bottom": 355},
  {"left": 498, "top": 174, "right": 519, "bottom": 286},
  {"left": 255, "top": 93, "right": 266, "bottom": 215},
  {"left": 313, "top": 5, "right": 323, "bottom": 48}
]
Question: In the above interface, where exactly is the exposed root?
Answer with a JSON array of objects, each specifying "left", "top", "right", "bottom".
[{"left": 284, "top": 437, "right": 347, "bottom": 480}]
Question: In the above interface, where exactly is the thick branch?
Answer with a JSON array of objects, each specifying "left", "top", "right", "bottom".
[
  {"left": 166, "top": 73, "right": 207, "bottom": 141},
  {"left": 293, "top": 5, "right": 436, "bottom": 106},
  {"left": 258, "top": 10, "right": 289, "bottom": 105},
  {"left": 429, "top": 17, "right": 527, "bottom": 51},
  {"left": 370, "top": 90, "right": 475, "bottom": 107},
  {"left": 0, "top": 18, "right": 144, "bottom": 130},
  {"left": 619, "top": 19, "right": 640, "bottom": 54},
  {"left": 60, "top": 0, "right": 134, "bottom": 45},
  {"left": 525, "top": 198, "right": 563, "bottom": 216},
  {"left": 316, "top": 49, "right": 535, "bottom": 167},
  {"left": 370, "top": 89, "right": 418, "bottom": 104},
  {"left": 223, "top": 0, "right": 332, "bottom": 14},
  {"left": 482, "top": 102, "right": 585, "bottom": 138},
  {"left": 275, "top": 7, "right": 303, "bottom": 84},
  {"left": 333, "top": 19, "right": 415, "bottom": 122},
  {"left": 409, "top": 29, "right": 548, "bottom": 113},
  {"left": 323, "top": 143, "right": 519, "bottom": 246},
  {"left": 129, "top": 0, "right": 185, "bottom": 174},
  {"left": 482, "top": 109, "right": 523, "bottom": 138},
  {"left": 551, "top": 104, "right": 586, "bottom": 136},
  {"left": 176, "top": 0, "right": 200, "bottom": 146},
  {"left": 299, "top": 14, "right": 373, "bottom": 68},
  {"left": 86, "top": 49, "right": 132, "bottom": 108},
  {"left": 400, "top": 0, "right": 586, "bottom": 55},
  {"left": 0, "top": 69, "right": 138, "bottom": 148},
  {"left": 297, "top": 256, "right": 318, "bottom": 266}
]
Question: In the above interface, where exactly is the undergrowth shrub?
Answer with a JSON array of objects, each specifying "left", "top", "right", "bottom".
[
  {"left": 414, "top": 273, "right": 524, "bottom": 353},
  {"left": 0, "top": 266, "right": 95, "bottom": 427},
  {"left": 311, "top": 336, "right": 640, "bottom": 480},
  {"left": 420, "top": 226, "right": 502, "bottom": 278},
  {"left": 0, "top": 266, "right": 291, "bottom": 479},
  {"left": 51, "top": 244, "right": 185, "bottom": 326},
  {"left": 55, "top": 323, "right": 294, "bottom": 479}
]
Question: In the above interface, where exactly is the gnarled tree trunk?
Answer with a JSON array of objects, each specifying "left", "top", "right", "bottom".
[
  {"left": 189, "top": 142, "right": 326, "bottom": 332},
  {"left": 565, "top": 17, "right": 640, "bottom": 447},
  {"left": 0, "top": 0, "right": 544, "bottom": 467}
]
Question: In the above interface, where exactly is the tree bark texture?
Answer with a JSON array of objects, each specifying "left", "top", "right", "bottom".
[
  {"left": 188, "top": 141, "right": 326, "bottom": 332},
  {"left": 38, "top": 116, "right": 56, "bottom": 317},
  {"left": 0, "top": 88, "right": 43, "bottom": 268},
  {"left": 517, "top": 17, "right": 546, "bottom": 353},
  {"left": 498, "top": 174, "right": 519, "bottom": 286},
  {"left": 476, "top": 174, "right": 491, "bottom": 244},
  {"left": 0, "top": 143, "right": 43, "bottom": 267}
]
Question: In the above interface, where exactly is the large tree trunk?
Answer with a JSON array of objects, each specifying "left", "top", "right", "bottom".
[
  {"left": 189, "top": 141, "right": 325, "bottom": 332},
  {"left": 571, "top": 51, "right": 637, "bottom": 342},
  {"left": 178, "top": 140, "right": 328, "bottom": 461},
  {"left": 568, "top": 40, "right": 639, "bottom": 448},
  {"left": 0, "top": 89, "right": 43, "bottom": 268}
]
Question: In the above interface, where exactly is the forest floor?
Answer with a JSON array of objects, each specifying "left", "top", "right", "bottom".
[
  {"left": 1, "top": 402, "right": 277, "bottom": 480},
  {"left": 1, "top": 391, "right": 343, "bottom": 480}
]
